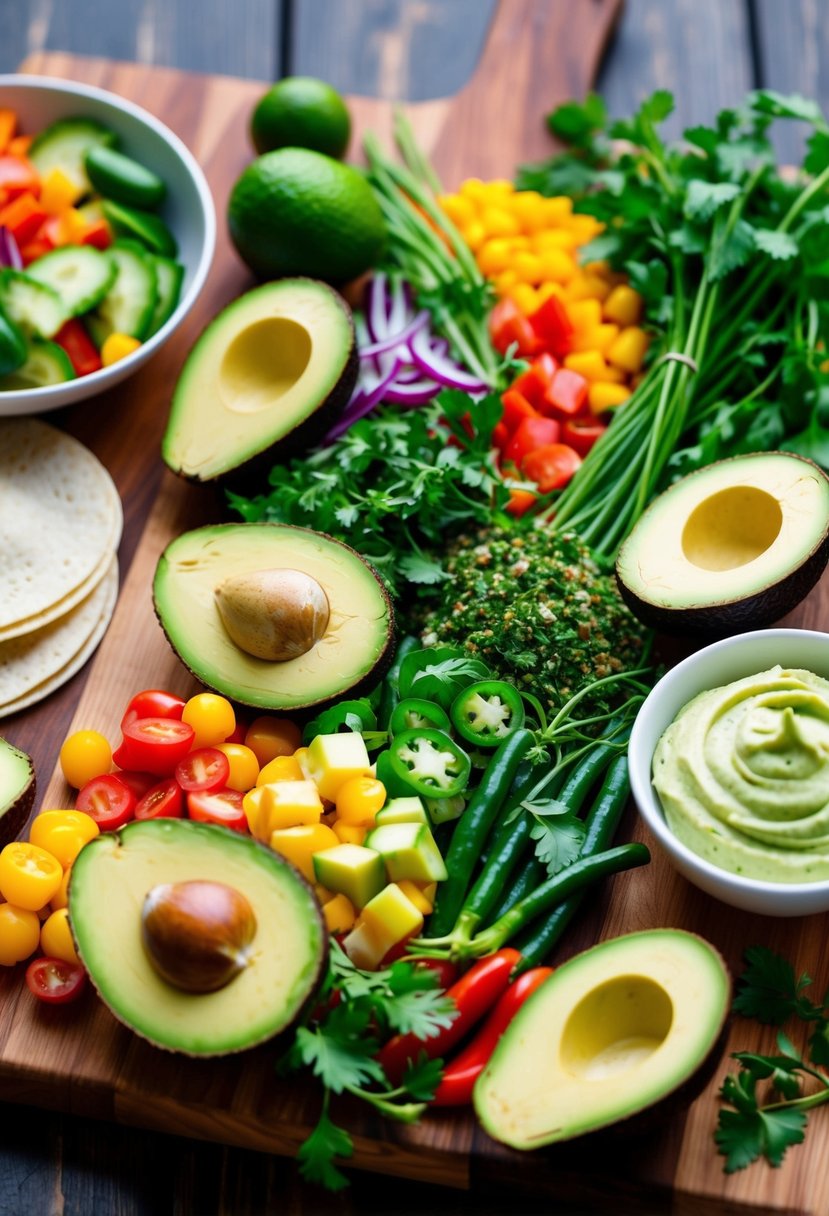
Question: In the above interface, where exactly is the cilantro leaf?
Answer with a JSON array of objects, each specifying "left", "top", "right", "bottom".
[
  {"left": 546, "top": 92, "right": 607, "bottom": 147},
  {"left": 401, "top": 1053, "right": 444, "bottom": 1102},
  {"left": 708, "top": 218, "right": 756, "bottom": 281},
  {"left": 716, "top": 1106, "right": 807, "bottom": 1173},
  {"left": 294, "top": 1020, "right": 385, "bottom": 1094},
  {"left": 750, "top": 89, "right": 826, "bottom": 126},
  {"left": 297, "top": 1105, "right": 354, "bottom": 1191},
  {"left": 530, "top": 813, "right": 586, "bottom": 875},
  {"left": 398, "top": 553, "right": 450, "bottom": 585},
  {"left": 753, "top": 229, "right": 799, "bottom": 261},
  {"left": 683, "top": 180, "right": 741, "bottom": 221},
  {"left": 732, "top": 946, "right": 818, "bottom": 1024}
]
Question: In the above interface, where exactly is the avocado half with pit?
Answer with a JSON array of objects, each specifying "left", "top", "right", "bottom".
[
  {"left": 616, "top": 451, "right": 829, "bottom": 637},
  {"left": 68, "top": 818, "right": 327, "bottom": 1056},
  {"left": 162, "top": 278, "right": 358, "bottom": 484},
  {"left": 474, "top": 929, "right": 730, "bottom": 1150},
  {"left": 0, "top": 737, "right": 35, "bottom": 846},
  {"left": 153, "top": 522, "right": 394, "bottom": 711}
]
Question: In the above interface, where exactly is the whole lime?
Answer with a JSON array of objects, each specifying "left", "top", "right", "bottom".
[
  {"left": 251, "top": 76, "right": 351, "bottom": 159},
  {"left": 227, "top": 147, "right": 386, "bottom": 284}
]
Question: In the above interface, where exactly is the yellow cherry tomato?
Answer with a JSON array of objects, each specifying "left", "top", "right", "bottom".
[
  {"left": 59, "top": 729, "right": 112, "bottom": 789},
  {"left": 256, "top": 754, "right": 304, "bottom": 785},
  {"left": 335, "top": 776, "right": 386, "bottom": 827},
  {"left": 244, "top": 716, "right": 302, "bottom": 766},
  {"left": 51, "top": 865, "right": 71, "bottom": 911},
  {"left": 181, "top": 693, "right": 236, "bottom": 749},
  {"left": 0, "top": 903, "right": 41, "bottom": 966},
  {"left": 29, "top": 810, "right": 99, "bottom": 869},
  {"left": 0, "top": 842, "right": 63, "bottom": 910},
  {"left": 214, "top": 743, "right": 260, "bottom": 792},
  {"left": 40, "top": 907, "right": 80, "bottom": 965}
]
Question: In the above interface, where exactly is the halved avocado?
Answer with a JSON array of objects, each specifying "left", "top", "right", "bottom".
[
  {"left": 162, "top": 278, "right": 358, "bottom": 484},
  {"left": 153, "top": 522, "right": 394, "bottom": 710},
  {"left": 0, "top": 737, "right": 35, "bottom": 847},
  {"left": 474, "top": 929, "right": 730, "bottom": 1149},
  {"left": 68, "top": 818, "right": 327, "bottom": 1056},
  {"left": 616, "top": 452, "right": 829, "bottom": 636}
]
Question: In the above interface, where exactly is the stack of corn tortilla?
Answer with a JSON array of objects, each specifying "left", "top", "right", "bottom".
[{"left": 0, "top": 418, "right": 121, "bottom": 718}]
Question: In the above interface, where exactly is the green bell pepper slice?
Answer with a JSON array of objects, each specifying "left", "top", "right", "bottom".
[{"left": 387, "top": 728, "right": 471, "bottom": 799}]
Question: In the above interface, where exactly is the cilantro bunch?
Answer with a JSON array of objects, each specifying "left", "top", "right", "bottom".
[
  {"left": 716, "top": 946, "right": 829, "bottom": 1173},
  {"left": 520, "top": 89, "right": 829, "bottom": 559},
  {"left": 228, "top": 389, "right": 513, "bottom": 597}
]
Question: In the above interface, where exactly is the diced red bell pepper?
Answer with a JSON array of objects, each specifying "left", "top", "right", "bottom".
[
  {"left": 79, "top": 218, "right": 113, "bottom": 250},
  {"left": 528, "top": 294, "right": 574, "bottom": 358},
  {"left": 505, "top": 487, "right": 538, "bottom": 518},
  {"left": 0, "top": 191, "right": 46, "bottom": 246},
  {"left": 562, "top": 415, "right": 608, "bottom": 456},
  {"left": 0, "top": 111, "right": 17, "bottom": 156},
  {"left": 19, "top": 238, "right": 52, "bottom": 266},
  {"left": 0, "top": 156, "right": 39, "bottom": 200},
  {"left": 503, "top": 416, "right": 561, "bottom": 468},
  {"left": 492, "top": 420, "right": 509, "bottom": 450},
  {"left": 510, "top": 353, "right": 559, "bottom": 411},
  {"left": 522, "top": 442, "right": 583, "bottom": 492},
  {"left": 500, "top": 388, "right": 538, "bottom": 436},
  {"left": 543, "top": 367, "right": 589, "bottom": 417},
  {"left": 489, "top": 298, "right": 544, "bottom": 358},
  {"left": 54, "top": 319, "right": 103, "bottom": 377}
]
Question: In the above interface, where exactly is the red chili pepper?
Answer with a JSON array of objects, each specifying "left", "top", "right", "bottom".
[
  {"left": 54, "top": 319, "right": 103, "bottom": 377},
  {"left": 431, "top": 966, "right": 553, "bottom": 1106},
  {"left": 378, "top": 947, "right": 521, "bottom": 1085}
]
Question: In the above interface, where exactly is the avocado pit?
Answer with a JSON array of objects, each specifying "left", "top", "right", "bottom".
[
  {"left": 214, "top": 566, "right": 330, "bottom": 661},
  {"left": 141, "top": 878, "right": 257, "bottom": 993}
]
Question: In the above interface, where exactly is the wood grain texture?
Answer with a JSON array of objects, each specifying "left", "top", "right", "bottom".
[{"left": 753, "top": 0, "right": 829, "bottom": 165}]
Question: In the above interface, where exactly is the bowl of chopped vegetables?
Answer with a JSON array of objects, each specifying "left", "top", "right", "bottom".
[{"left": 0, "top": 75, "right": 215, "bottom": 414}]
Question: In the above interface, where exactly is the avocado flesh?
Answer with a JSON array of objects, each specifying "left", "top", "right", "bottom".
[
  {"left": 163, "top": 278, "right": 357, "bottom": 483},
  {"left": 0, "top": 737, "right": 35, "bottom": 847},
  {"left": 68, "top": 818, "right": 327, "bottom": 1056},
  {"left": 153, "top": 523, "right": 394, "bottom": 710},
  {"left": 616, "top": 452, "right": 829, "bottom": 636},
  {"left": 474, "top": 930, "right": 730, "bottom": 1149}
]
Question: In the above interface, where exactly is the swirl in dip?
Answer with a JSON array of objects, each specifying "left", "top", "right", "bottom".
[{"left": 652, "top": 666, "right": 829, "bottom": 883}]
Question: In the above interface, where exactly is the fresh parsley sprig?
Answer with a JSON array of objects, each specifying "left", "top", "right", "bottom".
[
  {"left": 716, "top": 946, "right": 829, "bottom": 1174},
  {"left": 282, "top": 941, "right": 456, "bottom": 1190}
]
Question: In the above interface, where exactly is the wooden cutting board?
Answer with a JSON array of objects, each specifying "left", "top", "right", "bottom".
[{"left": 5, "top": 3, "right": 829, "bottom": 1210}]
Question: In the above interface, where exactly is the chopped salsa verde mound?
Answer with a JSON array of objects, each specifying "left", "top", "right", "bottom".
[{"left": 418, "top": 526, "right": 651, "bottom": 718}]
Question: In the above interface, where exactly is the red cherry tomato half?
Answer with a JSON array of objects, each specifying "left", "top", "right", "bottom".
[
  {"left": 25, "top": 957, "right": 88, "bottom": 1004},
  {"left": 175, "top": 747, "right": 230, "bottom": 794},
  {"left": 186, "top": 788, "right": 247, "bottom": 832},
  {"left": 113, "top": 717, "right": 195, "bottom": 776},
  {"left": 111, "top": 770, "right": 157, "bottom": 801},
  {"left": 75, "top": 773, "right": 136, "bottom": 830},
  {"left": 134, "top": 778, "right": 184, "bottom": 820},
  {"left": 120, "top": 689, "right": 186, "bottom": 733}
]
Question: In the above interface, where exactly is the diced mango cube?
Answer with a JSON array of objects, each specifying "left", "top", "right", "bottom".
[
  {"left": 375, "top": 797, "right": 428, "bottom": 826},
  {"left": 100, "top": 333, "right": 141, "bottom": 366},
  {"left": 342, "top": 921, "right": 385, "bottom": 970},
  {"left": 563, "top": 350, "right": 618, "bottom": 383},
  {"left": 565, "top": 298, "right": 603, "bottom": 332},
  {"left": 243, "top": 786, "right": 267, "bottom": 838},
  {"left": 568, "top": 323, "right": 620, "bottom": 355},
  {"left": 269, "top": 823, "right": 339, "bottom": 882},
  {"left": 315, "top": 884, "right": 336, "bottom": 905},
  {"left": 397, "top": 879, "right": 434, "bottom": 916},
  {"left": 323, "top": 893, "right": 357, "bottom": 935},
  {"left": 258, "top": 780, "right": 324, "bottom": 834},
  {"left": 313, "top": 843, "right": 386, "bottom": 909},
  {"left": 564, "top": 272, "right": 611, "bottom": 302},
  {"left": 358, "top": 883, "right": 424, "bottom": 956},
  {"left": 607, "top": 326, "right": 649, "bottom": 373},
  {"left": 588, "top": 381, "right": 632, "bottom": 413},
  {"left": 363, "top": 822, "right": 448, "bottom": 883},
  {"left": 603, "top": 284, "right": 643, "bottom": 327},
  {"left": 306, "top": 733, "right": 371, "bottom": 802},
  {"left": 333, "top": 821, "right": 366, "bottom": 846}
]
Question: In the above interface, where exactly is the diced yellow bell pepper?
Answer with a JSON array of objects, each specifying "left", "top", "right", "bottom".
[
  {"left": 480, "top": 207, "right": 521, "bottom": 239},
  {"left": 531, "top": 228, "right": 578, "bottom": 252},
  {"left": 568, "top": 323, "right": 619, "bottom": 355},
  {"left": 493, "top": 269, "right": 519, "bottom": 296},
  {"left": 565, "top": 298, "right": 603, "bottom": 332},
  {"left": 507, "top": 283, "right": 539, "bottom": 314},
  {"left": 323, "top": 893, "right": 357, "bottom": 935},
  {"left": 101, "top": 333, "right": 141, "bottom": 366},
  {"left": 535, "top": 248, "right": 577, "bottom": 283},
  {"left": 306, "top": 733, "right": 371, "bottom": 802},
  {"left": 564, "top": 272, "right": 611, "bottom": 303},
  {"left": 603, "top": 283, "right": 644, "bottom": 326},
  {"left": 536, "top": 281, "right": 565, "bottom": 305},
  {"left": 541, "top": 196, "right": 573, "bottom": 223},
  {"left": 477, "top": 237, "right": 517, "bottom": 276},
  {"left": 333, "top": 821, "right": 366, "bottom": 846},
  {"left": 512, "top": 251, "right": 544, "bottom": 284},
  {"left": 397, "top": 879, "right": 434, "bottom": 916},
  {"left": 588, "top": 381, "right": 632, "bottom": 414},
  {"left": 607, "top": 326, "right": 649, "bottom": 373},
  {"left": 563, "top": 350, "right": 620, "bottom": 383},
  {"left": 257, "top": 754, "right": 304, "bottom": 785},
  {"left": 510, "top": 190, "right": 547, "bottom": 232},
  {"left": 439, "top": 193, "right": 477, "bottom": 228},
  {"left": 463, "top": 220, "right": 486, "bottom": 251},
  {"left": 568, "top": 213, "right": 604, "bottom": 243},
  {"left": 269, "top": 823, "right": 339, "bottom": 881},
  {"left": 40, "top": 167, "right": 82, "bottom": 215},
  {"left": 258, "top": 780, "right": 324, "bottom": 834}
]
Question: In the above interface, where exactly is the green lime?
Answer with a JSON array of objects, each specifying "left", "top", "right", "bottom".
[
  {"left": 228, "top": 147, "right": 386, "bottom": 284},
  {"left": 250, "top": 76, "right": 351, "bottom": 158}
]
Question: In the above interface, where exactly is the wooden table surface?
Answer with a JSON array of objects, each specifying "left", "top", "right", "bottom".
[{"left": 1, "top": 3, "right": 828, "bottom": 1213}]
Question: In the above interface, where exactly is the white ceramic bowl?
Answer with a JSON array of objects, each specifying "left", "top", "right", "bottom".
[
  {"left": 0, "top": 75, "right": 216, "bottom": 415},
  {"left": 629, "top": 628, "right": 829, "bottom": 916}
]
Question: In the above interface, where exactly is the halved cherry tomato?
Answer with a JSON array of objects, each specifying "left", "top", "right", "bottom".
[
  {"left": 561, "top": 415, "right": 607, "bottom": 456},
  {"left": 25, "top": 957, "right": 87, "bottom": 1005},
  {"left": 113, "top": 717, "right": 195, "bottom": 776},
  {"left": 499, "top": 387, "right": 538, "bottom": 438},
  {"left": 75, "top": 774, "right": 136, "bottom": 830},
  {"left": 505, "top": 487, "right": 538, "bottom": 518},
  {"left": 522, "top": 442, "right": 583, "bottom": 492},
  {"left": 111, "top": 770, "right": 157, "bottom": 801},
  {"left": 186, "top": 788, "right": 247, "bottom": 832},
  {"left": 175, "top": 747, "right": 230, "bottom": 793},
  {"left": 134, "top": 778, "right": 184, "bottom": 820},
  {"left": 120, "top": 689, "right": 186, "bottom": 733},
  {"left": 489, "top": 298, "right": 544, "bottom": 358},
  {"left": 503, "top": 416, "right": 561, "bottom": 467}
]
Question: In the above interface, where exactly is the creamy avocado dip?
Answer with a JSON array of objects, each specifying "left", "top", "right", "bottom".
[{"left": 652, "top": 666, "right": 829, "bottom": 883}]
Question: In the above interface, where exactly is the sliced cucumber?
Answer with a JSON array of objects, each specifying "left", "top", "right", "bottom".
[
  {"left": 146, "top": 256, "right": 184, "bottom": 336},
  {"left": 83, "top": 313, "right": 110, "bottom": 351},
  {"left": 0, "top": 270, "right": 69, "bottom": 339},
  {"left": 86, "top": 145, "right": 166, "bottom": 210},
  {"left": 0, "top": 340, "right": 75, "bottom": 391},
  {"left": 101, "top": 199, "right": 178, "bottom": 258},
  {"left": 0, "top": 309, "right": 27, "bottom": 375},
  {"left": 26, "top": 246, "right": 116, "bottom": 317},
  {"left": 29, "top": 117, "right": 117, "bottom": 195},
  {"left": 93, "top": 241, "right": 157, "bottom": 340}
]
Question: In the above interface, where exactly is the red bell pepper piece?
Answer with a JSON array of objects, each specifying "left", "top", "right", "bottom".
[
  {"left": 378, "top": 947, "right": 521, "bottom": 1085},
  {"left": 562, "top": 415, "right": 607, "bottom": 456},
  {"left": 543, "top": 367, "right": 589, "bottom": 417},
  {"left": 491, "top": 420, "right": 509, "bottom": 450},
  {"left": 0, "top": 111, "right": 17, "bottom": 156},
  {"left": 54, "top": 319, "right": 103, "bottom": 378},
  {"left": 503, "top": 416, "right": 561, "bottom": 468},
  {"left": 528, "top": 294, "right": 573, "bottom": 357},
  {"left": 19, "top": 238, "right": 52, "bottom": 266},
  {"left": 510, "top": 353, "right": 559, "bottom": 411},
  {"left": 0, "top": 156, "right": 39, "bottom": 200},
  {"left": 500, "top": 388, "right": 538, "bottom": 436},
  {"left": 505, "top": 488, "right": 538, "bottom": 518},
  {"left": 489, "top": 298, "right": 544, "bottom": 358},
  {"left": 522, "top": 442, "right": 583, "bottom": 493},
  {"left": 0, "top": 191, "right": 46, "bottom": 246},
  {"left": 431, "top": 966, "right": 553, "bottom": 1106},
  {"left": 79, "top": 218, "right": 113, "bottom": 250}
]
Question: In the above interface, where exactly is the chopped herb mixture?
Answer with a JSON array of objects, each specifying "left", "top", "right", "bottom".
[{"left": 417, "top": 525, "right": 651, "bottom": 718}]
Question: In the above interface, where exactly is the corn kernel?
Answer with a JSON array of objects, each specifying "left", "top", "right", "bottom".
[
  {"left": 101, "top": 332, "right": 141, "bottom": 366},
  {"left": 588, "top": 381, "right": 632, "bottom": 413},
  {"left": 323, "top": 893, "right": 357, "bottom": 934},
  {"left": 603, "top": 284, "right": 644, "bottom": 327},
  {"left": 607, "top": 326, "right": 649, "bottom": 373}
]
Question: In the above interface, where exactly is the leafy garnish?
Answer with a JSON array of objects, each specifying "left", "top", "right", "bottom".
[{"left": 529, "top": 814, "right": 586, "bottom": 876}]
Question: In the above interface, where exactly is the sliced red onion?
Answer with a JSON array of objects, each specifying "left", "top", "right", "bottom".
[
  {"left": 408, "top": 326, "right": 488, "bottom": 391},
  {"left": 360, "top": 309, "right": 430, "bottom": 358},
  {"left": 0, "top": 226, "right": 23, "bottom": 270},
  {"left": 383, "top": 379, "right": 441, "bottom": 405},
  {"left": 366, "top": 270, "right": 390, "bottom": 341}
]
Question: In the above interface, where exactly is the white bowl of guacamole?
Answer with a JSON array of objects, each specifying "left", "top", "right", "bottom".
[{"left": 630, "top": 628, "right": 829, "bottom": 915}]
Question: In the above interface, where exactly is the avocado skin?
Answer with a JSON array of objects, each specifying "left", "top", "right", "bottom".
[
  {"left": 616, "top": 530, "right": 829, "bottom": 638},
  {"left": 0, "top": 749, "right": 34, "bottom": 849}
]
